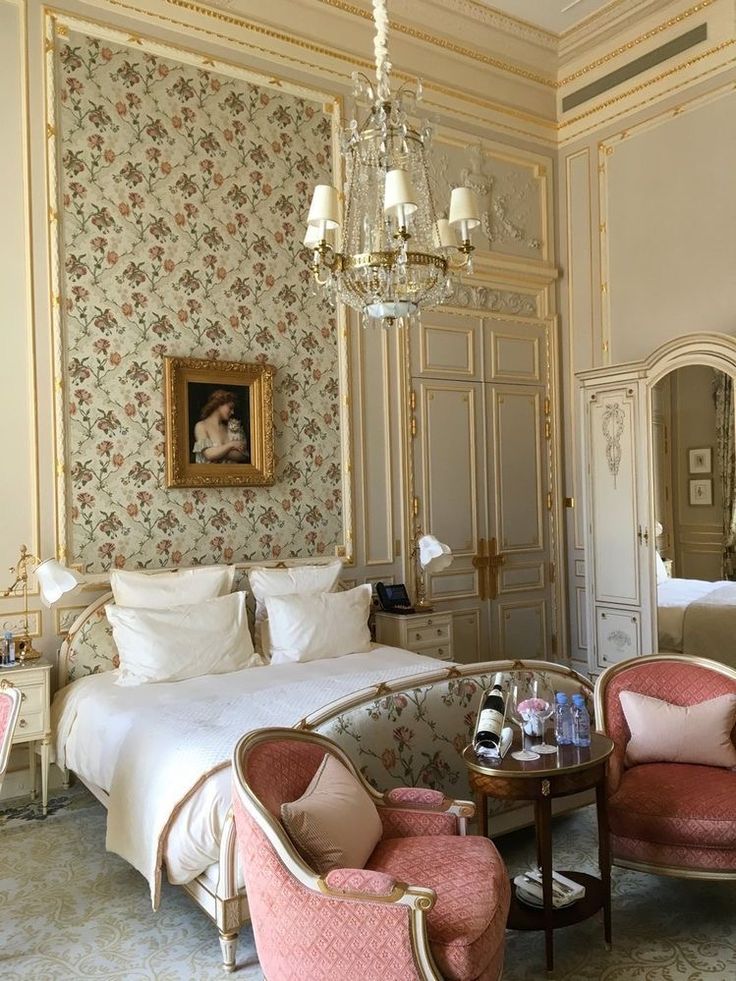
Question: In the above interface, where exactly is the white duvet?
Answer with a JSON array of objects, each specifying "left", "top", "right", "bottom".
[
  {"left": 52, "top": 645, "right": 438, "bottom": 905},
  {"left": 657, "top": 577, "right": 730, "bottom": 651}
]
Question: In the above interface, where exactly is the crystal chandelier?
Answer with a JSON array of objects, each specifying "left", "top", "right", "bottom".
[{"left": 305, "top": 0, "right": 480, "bottom": 328}]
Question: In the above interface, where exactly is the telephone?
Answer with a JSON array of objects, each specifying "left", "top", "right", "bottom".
[{"left": 375, "top": 582, "right": 415, "bottom": 614}]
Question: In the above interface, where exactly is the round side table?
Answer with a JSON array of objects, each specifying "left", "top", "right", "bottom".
[{"left": 462, "top": 732, "right": 614, "bottom": 974}]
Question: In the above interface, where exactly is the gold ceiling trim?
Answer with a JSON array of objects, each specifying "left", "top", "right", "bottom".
[
  {"left": 105, "top": 0, "right": 556, "bottom": 137},
  {"left": 312, "top": 0, "right": 555, "bottom": 87},
  {"left": 560, "top": 38, "right": 736, "bottom": 130},
  {"left": 558, "top": 0, "right": 716, "bottom": 87}
]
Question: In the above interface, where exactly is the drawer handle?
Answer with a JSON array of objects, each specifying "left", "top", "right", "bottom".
[
  {"left": 436, "top": 628, "right": 442, "bottom": 636},
  {"left": 21, "top": 691, "right": 26, "bottom": 702},
  {"left": 438, "top": 648, "right": 444, "bottom": 655},
  {"left": 19, "top": 719, "right": 27, "bottom": 729},
  {"left": 427, "top": 619, "right": 433, "bottom": 625},
  {"left": 415, "top": 633, "right": 421, "bottom": 640}
]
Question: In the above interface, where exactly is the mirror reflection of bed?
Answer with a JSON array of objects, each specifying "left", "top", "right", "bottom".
[{"left": 652, "top": 364, "right": 736, "bottom": 662}]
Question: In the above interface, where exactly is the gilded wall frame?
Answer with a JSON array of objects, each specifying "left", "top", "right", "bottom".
[{"left": 164, "top": 356, "right": 274, "bottom": 487}]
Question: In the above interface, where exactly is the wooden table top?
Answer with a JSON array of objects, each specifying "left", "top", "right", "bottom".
[{"left": 462, "top": 731, "right": 614, "bottom": 780}]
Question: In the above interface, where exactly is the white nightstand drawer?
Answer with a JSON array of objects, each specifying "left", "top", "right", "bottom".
[
  {"left": 15, "top": 683, "right": 45, "bottom": 715},
  {"left": 408, "top": 622, "right": 451, "bottom": 646},
  {"left": 12, "top": 667, "right": 47, "bottom": 688},
  {"left": 417, "top": 643, "right": 452, "bottom": 661},
  {"left": 16, "top": 710, "right": 45, "bottom": 739}
]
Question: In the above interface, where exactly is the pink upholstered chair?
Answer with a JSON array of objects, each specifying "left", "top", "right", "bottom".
[
  {"left": 595, "top": 654, "right": 736, "bottom": 879},
  {"left": 0, "top": 683, "right": 22, "bottom": 794},
  {"left": 232, "top": 727, "right": 510, "bottom": 981}
]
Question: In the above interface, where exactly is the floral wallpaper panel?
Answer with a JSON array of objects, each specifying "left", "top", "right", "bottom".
[{"left": 58, "top": 30, "right": 343, "bottom": 571}]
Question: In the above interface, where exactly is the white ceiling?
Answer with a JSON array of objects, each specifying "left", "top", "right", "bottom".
[{"left": 479, "top": 0, "right": 616, "bottom": 34}]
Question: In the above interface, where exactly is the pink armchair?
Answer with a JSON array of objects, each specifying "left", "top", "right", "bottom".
[
  {"left": 595, "top": 654, "right": 736, "bottom": 878},
  {"left": 232, "top": 727, "right": 510, "bottom": 981},
  {"left": 0, "top": 682, "right": 22, "bottom": 794}
]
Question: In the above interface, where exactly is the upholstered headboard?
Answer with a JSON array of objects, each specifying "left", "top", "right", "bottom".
[
  {"left": 58, "top": 558, "right": 344, "bottom": 687},
  {"left": 302, "top": 660, "right": 594, "bottom": 816},
  {"left": 60, "top": 592, "right": 117, "bottom": 686}
]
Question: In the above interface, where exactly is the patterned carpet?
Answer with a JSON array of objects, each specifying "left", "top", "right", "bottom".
[{"left": 0, "top": 789, "right": 734, "bottom": 980}]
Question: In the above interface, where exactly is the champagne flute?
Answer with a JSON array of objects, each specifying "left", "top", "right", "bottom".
[
  {"left": 509, "top": 680, "right": 541, "bottom": 762},
  {"left": 529, "top": 677, "right": 557, "bottom": 754}
]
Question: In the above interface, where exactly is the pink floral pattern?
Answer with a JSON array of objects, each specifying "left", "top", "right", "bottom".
[{"left": 58, "top": 32, "right": 341, "bottom": 571}]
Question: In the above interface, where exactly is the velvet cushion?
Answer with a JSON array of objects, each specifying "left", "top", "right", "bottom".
[
  {"left": 366, "top": 834, "right": 510, "bottom": 981},
  {"left": 280, "top": 753, "right": 382, "bottom": 875},
  {"left": 608, "top": 762, "right": 736, "bottom": 848},
  {"left": 620, "top": 689, "right": 736, "bottom": 768}
]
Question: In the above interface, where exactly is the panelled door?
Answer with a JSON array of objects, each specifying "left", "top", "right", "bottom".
[{"left": 411, "top": 312, "right": 555, "bottom": 662}]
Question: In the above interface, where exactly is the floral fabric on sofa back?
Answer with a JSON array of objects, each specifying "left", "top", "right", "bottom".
[{"left": 306, "top": 662, "right": 593, "bottom": 818}]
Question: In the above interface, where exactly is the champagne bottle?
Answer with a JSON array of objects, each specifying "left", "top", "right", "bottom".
[{"left": 474, "top": 678, "right": 506, "bottom": 757}]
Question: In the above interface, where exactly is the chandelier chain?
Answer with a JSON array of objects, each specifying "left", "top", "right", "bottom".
[{"left": 372, "top": 0, "right": 391, "bottom": 100}]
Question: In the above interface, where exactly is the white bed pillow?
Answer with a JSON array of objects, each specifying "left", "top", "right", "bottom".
[
  {"left": 110, "top": 565, "right": 235, "bottom": 609},
  {"left": 266, "top": 583, "right": 372, "bottom": 665},
  {"left": 107, "top": 591, "right": 260, "bottom": 686},
  {"left": 248, "top": 562, "right": 342, "bottom": 657},
  {"left": 655, "top": 552, "right": 669, "bottom": 584}
]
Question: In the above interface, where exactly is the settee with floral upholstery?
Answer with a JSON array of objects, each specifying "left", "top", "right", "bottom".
[{"left": 300, "top": 659, "right": 594, "bottom": 834}]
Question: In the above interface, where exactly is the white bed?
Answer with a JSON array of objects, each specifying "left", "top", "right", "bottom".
[
  {"left": 658, "top": 577, "right": 736, "bottom": 662},
  {"left": 54, "top": 589, "right": 441, "bottom": 970}
]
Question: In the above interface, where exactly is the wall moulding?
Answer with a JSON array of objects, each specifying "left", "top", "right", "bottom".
[
  {"left": 99, "top": 0, "right": 558, "bottom": 144},
  {"left": 44, "top": 9, "right": 354, "bottom": 570}
]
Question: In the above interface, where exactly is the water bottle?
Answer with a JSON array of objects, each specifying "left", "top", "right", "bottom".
[
  {"left": 572, "top": 693, "right": 591, "bottom": 748},
  {"left": 554, "top": 692, "right": 573, "bottom": 745}
]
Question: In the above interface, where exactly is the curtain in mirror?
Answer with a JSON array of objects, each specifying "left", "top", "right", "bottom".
[{"left": 713, "top": 373, "right": 736, "bottom": 579}]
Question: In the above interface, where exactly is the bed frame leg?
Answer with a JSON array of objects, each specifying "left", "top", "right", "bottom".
[
  {"left": 219, "top": 930, "right": 238, "bottom": 973},
  {"left": 62, "top": 767, "right": 70, "bottom": 789}
]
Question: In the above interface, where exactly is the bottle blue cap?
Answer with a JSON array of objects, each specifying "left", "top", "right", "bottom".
[
  {"left": 572, "top": 693, "right": 585, "bottom": 705},
  {"left": 555, "top": 692, "right": 568, "bottom": 703}
]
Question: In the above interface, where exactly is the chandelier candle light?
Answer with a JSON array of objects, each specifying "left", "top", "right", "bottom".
[{"left": 306, "top": 0, "right": 480, "bottom": 327}]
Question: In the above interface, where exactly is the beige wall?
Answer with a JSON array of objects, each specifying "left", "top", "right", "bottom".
[
  {"left": 559, "top": 42, "right": 736, "bottom": 662},
  {"left": 0, "top": 0, "right": 559, "bottom": 687}
]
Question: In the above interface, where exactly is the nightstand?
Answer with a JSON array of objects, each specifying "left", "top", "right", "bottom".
[
  {"left": 374, "top": 610, "right": 454, "bottom": 661},
  {"left": 0, "top": 658, "right": 52, "bottom": 814}
]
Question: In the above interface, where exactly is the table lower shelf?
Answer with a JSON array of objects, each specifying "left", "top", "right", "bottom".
[{"left": 507, "top": 871, "right": 605, "bottom": 931}]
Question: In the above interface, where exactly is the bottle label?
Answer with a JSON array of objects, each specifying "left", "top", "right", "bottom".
[{"left": 477, "top": 708, "right": 504, "bottom": 733}]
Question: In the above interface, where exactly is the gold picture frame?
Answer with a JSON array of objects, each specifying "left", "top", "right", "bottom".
[{"left": 164, "top": 356, "right": 275, "bottom": 488}]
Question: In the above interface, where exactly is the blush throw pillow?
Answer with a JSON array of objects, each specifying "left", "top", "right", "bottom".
[
  {"left": 266, "top": 583, "right": 372, "bottom": 665},
  {"left": 107, "top": 591, "right": 260, "bottom": 686},
  {"left": 280, "top": 753, "right": 383, "bottom": 874},
  {"left": 248, "top": 562, "right": 342, "bottom": 658},
  {"left": 620, "top": 689, "right": 736, "bottom": 768},
  {"left": 110, "top": 565, "right": 236, "bottom": 609}
]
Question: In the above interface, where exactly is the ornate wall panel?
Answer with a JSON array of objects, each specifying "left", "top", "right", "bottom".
[{"left": 51, "top": 22, "right": 349, "bottom": 570}]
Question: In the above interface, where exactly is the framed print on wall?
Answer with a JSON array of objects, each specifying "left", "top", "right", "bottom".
[
  {"left": 689, "top": 478, "right": 713, "bottom": 507},
  {"left": 164, "top": 357, "right": 275, "bottom": 488},
  {"left": 688, "top": 447, "right": 712, "bottom": 474}
]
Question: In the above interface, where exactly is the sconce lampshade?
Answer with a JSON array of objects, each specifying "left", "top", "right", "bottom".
[
  {"left": 36, "top": 559, "right": 81, "bottom": 607},
  {"left": 448, "top": 187, "right": 480, "bottom": 230},
  {"left": 383, "top": 169, "right": 418, "bottom": 218},
  {"left": 435, "top": 218, "right": 457, "bottom": 250},
  {"left": 307, "top": 184, "right": 341, "bottom": 229},
  {"left": 418, "top": 534, "right": 453, "bottom": 574}
]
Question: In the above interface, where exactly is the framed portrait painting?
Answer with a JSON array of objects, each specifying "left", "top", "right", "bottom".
[{"left": 164, "top": 357, "right": 274, "bottom": 488}]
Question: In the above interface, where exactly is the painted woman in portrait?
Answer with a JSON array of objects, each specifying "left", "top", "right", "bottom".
[{"left": 192, "top": 389, "right": 249, "bottom": 464}]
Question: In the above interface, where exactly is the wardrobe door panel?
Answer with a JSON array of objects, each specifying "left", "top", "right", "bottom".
[{"left": 586, "top": 387, "right": 641, "bottom": 606}]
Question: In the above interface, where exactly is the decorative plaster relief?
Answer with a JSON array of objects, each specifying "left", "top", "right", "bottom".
[
  {"left": 601, "top": 402, "right": 625, "bottom": 485},
  {"left": 57, "top": 31, "right": 343, "bottom": 571},
  {"left": 443, "top": 281, "right": 537, "bottom": 317},
  {"left": 430, "top": 139, "right": 544, "bottom": 257}
]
